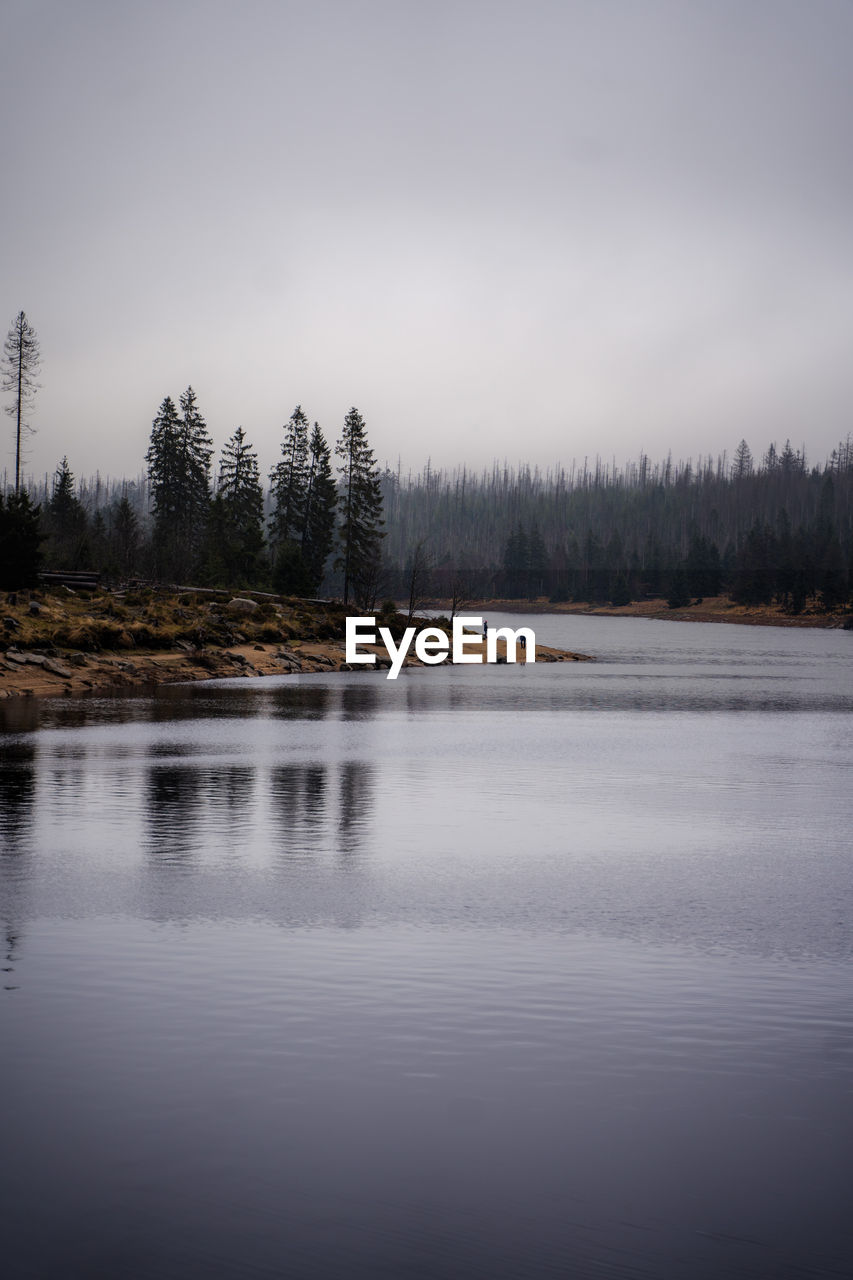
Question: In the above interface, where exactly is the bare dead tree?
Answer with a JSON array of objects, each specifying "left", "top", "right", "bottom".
[
  {"left": 448, "top": 572, "right": 471, "bottom": 623},
  {"left": 405, "top": 539, "right": 433, "bottom": 625},
  {"left": 1, "top": 312, "right": 41, "bottom": 493}
]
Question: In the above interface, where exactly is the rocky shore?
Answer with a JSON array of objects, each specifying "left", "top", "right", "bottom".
[{"left": 0, "top": 589, "right": 591, "bottom": 702}]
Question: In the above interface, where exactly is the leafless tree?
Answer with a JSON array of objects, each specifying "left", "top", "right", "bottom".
[
  {"left": 2, "top": 312, "right": 41, "bottom": 493},
  {"left": 405, "top": 540, "right": 432, "bottom": 624}
]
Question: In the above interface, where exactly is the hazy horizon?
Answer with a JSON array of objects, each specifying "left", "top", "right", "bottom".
[{"left": 3, "top": 0, "right": 852, "bottom": 484}]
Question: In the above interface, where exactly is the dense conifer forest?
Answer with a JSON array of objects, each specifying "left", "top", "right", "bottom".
[{"left": 380, "top": 438, "right": 853, "bottom": 611}]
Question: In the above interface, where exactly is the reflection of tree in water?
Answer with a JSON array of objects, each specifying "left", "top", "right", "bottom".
[
  {"left": 145, "top": 763, "right": 205, "bottom": 863},
  {"left": 149, "top": 683, "right": 262, "bottom": 724},
  {"left": 269, "top": 685, "right": 331, "bottom": 721},
  {"left": 340, "top": 683, "right": 381, "bottom": 721},
  {"left": 0, "top": 741, "right": 36, "bottom": 852},
  {"left": 3, "top": 925, "right": 21, "bottom": 990},
  {"left": 270, "top": 764, "right": 329, "bottom": 860},
  {"left": 0, "top": 742, "right": 35, "bottom": 991},
  {"left": 205, "top": 765, "right": 255, "bottom": 814},
  {"left": 338, "top": 761, "right": 374, "bottom": 857}
]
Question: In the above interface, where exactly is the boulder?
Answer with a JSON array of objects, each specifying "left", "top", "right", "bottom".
[
  {"left": 43, "top": 659, "right": 73, "bottom": 678},
  {"left": 226, "top": 598, "right": 259, "bottom": 615}
]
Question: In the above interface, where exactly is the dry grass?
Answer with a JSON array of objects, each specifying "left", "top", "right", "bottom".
[{"left": 1, "top": 588, "right": 348, "bottom": 654}]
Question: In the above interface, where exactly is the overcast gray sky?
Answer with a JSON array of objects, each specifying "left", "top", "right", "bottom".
[{"left": 2, "top": 0, "right": 852, "bottom": 485}]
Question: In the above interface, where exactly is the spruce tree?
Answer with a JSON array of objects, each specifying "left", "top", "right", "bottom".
[
  {"left": 731, "top": 439, "right": 753, "bottom": 479},
  {"left": 46, "top": 457, "right": 89, "bottom": 568},
  {"left": 301, "top": 423, "right": 337, "bottom": 592},
  {"left": 0, "top": 489, "right": 42, "bottom": 589},
  {"left": 269, "top": 406, "right": 309, "bottom": 549},
  {"left": 214, "top": 426, "right": 265, "bottom": 584},
  {"left": 109, "top": 492, "right": 141, "bottom": 578},
  {"left": 146, "top": 387, "right": 212, "bottom": 581},
  {"left": 335, "top": 407, "right": 384, "bottom": 606}
]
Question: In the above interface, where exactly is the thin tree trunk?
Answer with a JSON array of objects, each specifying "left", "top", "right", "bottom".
[{"left": 15, "top": 331, "right": 23, "bottom": 494}]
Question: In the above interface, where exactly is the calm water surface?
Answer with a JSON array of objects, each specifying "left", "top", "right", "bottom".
[{"left": 1, "top": 615, "right": 852, "bottom": 1278}]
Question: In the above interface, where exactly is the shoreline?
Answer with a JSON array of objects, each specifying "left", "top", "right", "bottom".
[
  {"left": 430, "top": 594, "right": 853, "bottom": 630},
  {"left": 0, "top": 639, "right": 590, "bottom": 703},
  {"left": 0, "top": 590, "right": 591, "bottom": 704}
]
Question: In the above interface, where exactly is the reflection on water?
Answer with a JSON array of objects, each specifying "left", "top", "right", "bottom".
[
  {"left": 1, "top": 616, "right": 853, "bottom": 1278},
  {"left": 270, "top": 763, "right": 328, "bottom": 862},
  {"left": 0, "top": 741, "right": 35, "bottom": 849},
  {"left": 146, "top": 763, "right": 206, "bottom": 864},
  {"left": 339, "top": 761, "right": 374, "bottom": 857}
]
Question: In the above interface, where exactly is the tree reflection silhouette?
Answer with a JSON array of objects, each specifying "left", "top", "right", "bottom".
[
  {"left": 0, "top": 741, "right": 36, "bottom": 852},
  {"left": 338, "top": 761, "right": 374, "bottom": 858},
  {"left": 270, "top": 764, "right": 329, "bottom": 861},
  {"left": 145, "top": 762, "right": 205, "bottom": 864},
  {"left": 0, "top": 741, "right": 36, "bottom": 989},
  {"left": 339, "top": 682, "right": 381, "bottom": 721}
]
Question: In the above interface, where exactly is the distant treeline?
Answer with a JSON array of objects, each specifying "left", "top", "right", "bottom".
[
  {"left": 379, "top": 437, "right": 853, "bottom": 612},
  {"left": 4, "top": 425, "right": 853, "bottom": 615}
]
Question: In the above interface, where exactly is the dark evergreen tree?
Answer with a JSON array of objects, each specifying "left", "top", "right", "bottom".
[
  {"left": 213, "top": 426, "right": 265, "bottom": 584},
  {"left": 301, "top": 423, "right": 337, "bottom": 592},
  {"left": 527, "top": 522, "right": 548, "bottom": 598},
  {"left": 685, "top": 532, "right": 722, "bottom": 600},
  {"left": 45, "top": 457, "right": 89, "bottom": 568},
  {"left": 502, "top": 522, "right": 528, "bottom": 596},
  {"left": 610, "top": 573, "right": 632, "bottom": 606},
  {"left": 1, "top": 311, "right": 40, "bottom": 494},
  {"left": 818, "top": 535, "right": 847, "bottom": 610},
  {"left": 90, "top": 510, "right": 109, "bottom": 573},
  {"left": 146, "top": 387, "right": 213, "bottom": 581},
  {"left": 0, "top": 489, "right": 42, "bottom": 588},
  {"left": 109, "top": 491, "right": 141, "bottom": 578},
  {"left": 774, "top": 509, "right": 795, "bottom": 608},
  {"left": 732, "top": 523, "right": 776, "bottom": 605},
  {"left": 335, "top": 407, "right": 385, "bottom": 606},
  {"left": 731, "top": 439, "right": 753, "bottom": 479},
  {"left": 272, "top": 539, "right": 315, "bottom": 596},
  {"left": 269, "top": 406, "right": 309, "bottom": 549},
  {"left": 667, "top": 564, "right": 690, "bottom": 608}
]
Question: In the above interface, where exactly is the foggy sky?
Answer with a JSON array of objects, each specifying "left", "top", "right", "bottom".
[{"left": 2, "top": 0, "right": 852, "bottom": 485}]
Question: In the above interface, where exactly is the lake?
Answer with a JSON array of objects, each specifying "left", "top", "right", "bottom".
[{"left": 1, "top": 614, "right": 852, "bottom": 1279}]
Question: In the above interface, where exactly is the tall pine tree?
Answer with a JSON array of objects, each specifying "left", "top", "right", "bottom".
[
  {"left": 269, "top": 406, "right": 309, "bottom": 549},
  {"left": 211, "top": 426, "right": 265, "bottom": 584},
  {"left": 335, "top": 407, "right": 384, "bottom": 606},
  {"left": 146, "top": 386, "right": 213, "bottom": 581},
  {"left": 301, "top": 422, "right": 337, "bottom": 592},
  {"left": 46, "top": 457, "right": 89, "bottom": 568},
  {"left": 0, "top": 489, "right": 42, "bottom": 588}
]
